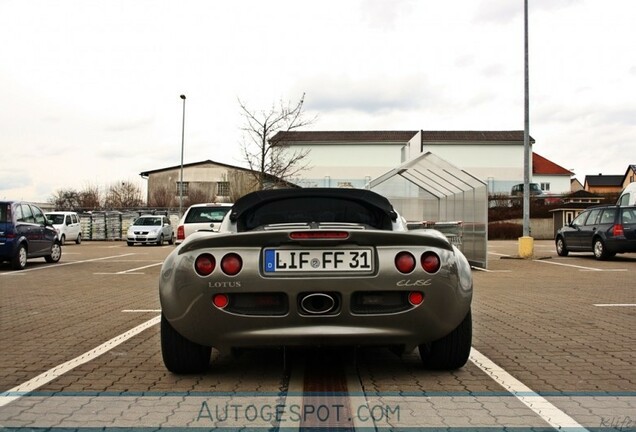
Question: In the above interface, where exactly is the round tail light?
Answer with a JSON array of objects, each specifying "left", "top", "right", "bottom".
[
  {"left": 212, "top": 294, "right": 229, "bottom": 309},
  {"left": 408, "top": 291, "right": 424, "bottom": 306},
  {"left": 395, "top": 252, "right": 416, "bottom": 274},
  {"left": 195, "top": 253, "right": 216, "bottom": 276},
  {"left": 421, "top": 252, "right": 441, "bottom": 273},
  {"left": 221, "top": 253, "right": 243, "bottom": 276}
]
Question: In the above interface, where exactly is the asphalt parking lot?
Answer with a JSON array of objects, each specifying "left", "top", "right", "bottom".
[{"left": 0, "top": 240, "right": 634, "bottom": 430}]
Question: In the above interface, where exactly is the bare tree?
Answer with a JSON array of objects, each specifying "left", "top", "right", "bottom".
[
  {"left": 149, "top": 185, "right": 175, "bottom": 208},
  {"left": 78, "top": 184, "right": 101, "bottom": 210},
  {"left": 184, "top": 187, "right": 217, "bottom": 207},
  {"left": 226, "top": 171, "right": 259, "bottom": 202},
  {"left": 104, "top": 181, "right": 144, "bottom": 209},
  {"left": 49, "top": 188, "right": 81, "bottom": 210},
  {"left": 239, "top": 93, "right": 315, "bottom": 189}
]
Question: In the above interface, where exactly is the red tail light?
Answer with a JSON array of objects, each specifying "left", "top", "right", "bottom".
[
  {"left": 421, "top": 252, "right": 441, "bottom": 273},
  {"left": 195, "top": 254, "right": 216, "bottom": 276},
  {"left": 177, "top": 225, "right": 185, "bottom": 240},
  {"left": 408, "top": 291, "right": 424, "bottom": 306},
  {"left": 612, "top": 224, "right": 624, "bottom": 236},
  {"left": 212, "top": 294, "right": 229, "bottom": 309},
  {"left": 395, "top": 252, "right": 416, "bottom": 274},
  {"left": 290, "top": 231, "right": 349, "bottom": 240},
  {"left": 221, "top": 253, "right": 242, "bottom": 276}
]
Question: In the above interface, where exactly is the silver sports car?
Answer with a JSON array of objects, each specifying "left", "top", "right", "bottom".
[{"left": 159, "top": 188, "right": 473, "bottom": 373}]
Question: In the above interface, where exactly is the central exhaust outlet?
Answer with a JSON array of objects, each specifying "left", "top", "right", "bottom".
[{"left": 300, "top": 293, "right": 336, "bottom": 315}]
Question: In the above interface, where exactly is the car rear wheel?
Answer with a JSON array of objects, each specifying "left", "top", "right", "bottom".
[
  {"left": 593, "top": 238, "right": 613, "bottom": 260},
  {"left": 168, "top": 233, "right": 175, "bottom": 245},
  {"left": 75, "top": 233, "right": 82, "bottom": 244},
  {"left": 59, "top": 234, "right": 66, "bottom": 245},
  {"left": 419, "top": 309, "right": 472, "bottom": 370},
  {"left": 555, "top": 236, "right": 569, "bottom": 256},
  {"left": 11, "top": 244, "right": 28, "bottom": 270},
  {"left": 161, "top": 314, "right": 211, "bottom": 373},
  {"left": 156, "top": 234, "right": 164, "bottom": 246},
  {"left": 45, "top": 242, "right": 62, "bottom": 263}
]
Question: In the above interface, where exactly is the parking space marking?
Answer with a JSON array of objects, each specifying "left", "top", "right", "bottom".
[
  {"left": 0, "top": 315, "right": 160, "bottom": 408},
  {"left": 594, "top": 304, "right": 636, "bottom": 307},
  {"left": 470, "top": 348, "right": 588, "bottom": 431},
  {"left": 472, "top": 267, "right": 512, "bottom": 273},
  {"left": 533, "top": 259, "right": 627, "bottom": 272},
  {"left": 93, "top": 262, "right": 163, "bottom": 275},
  {"left": 0, "top": 253, "right": 137, "bottom": 277},
  {"left": 122, "top": 309, "right": 162, "bottom": 312}
]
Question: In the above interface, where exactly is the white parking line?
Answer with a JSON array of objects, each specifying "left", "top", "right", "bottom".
[
  {"left": 534, "top": 259, "right": 627, "bottom": 272},
  {"left": 472, "top": 267, "right": 512, "bottom": 273},
  {"left": 594, "top": 304, "right": 636, "bottom": 307},
  {"left": 470, "top": 348, "right": 589, "bottom": 431},
  {"left": 122, "top": 309, "right": 162, "bottom": 312},
  {"left": 0, "top": 316, "right": 160, "bottom": 408},
  {"left": 94, "top": 262, "right": 163, "bottom": 275},
  {"left": 0, "top": 254, "right": 137, "bottom": 277}
]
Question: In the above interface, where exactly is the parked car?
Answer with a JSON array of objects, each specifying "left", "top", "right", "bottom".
[
  {"left": 617, "top": 183, "right": 636, "bottom": 206},
  {"left": 555, "top": 205, "right": 636, "bottom": 260},
  {"left": 126, "top": 215, "right": 174, "bottom": 246},
  {"left": 510, "top": 182, "right": 544, "bottom": 197},
  {"left": 159, "top": 188, "right": 473, "bottom": 373},
  {"left": 175, "top": 203, "right": 233, "bottom": 244},
  {"left": 0, "top": 201, "right": 62, "bottom": 270},
  {"left": 45, "top": 211, "right": 82, "bottom": 245}
]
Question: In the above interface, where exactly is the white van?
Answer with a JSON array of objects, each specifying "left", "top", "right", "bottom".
[
  {"left": 617, "top": 183, "right": 636, "bottom": 206},
  {"left": 45, "top": 211, "right": 82, "bottom": 244}
]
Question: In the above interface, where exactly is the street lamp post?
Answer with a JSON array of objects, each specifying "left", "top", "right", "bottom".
[{"left": 179, "top": 94, "right": 186, "bottom": 216}]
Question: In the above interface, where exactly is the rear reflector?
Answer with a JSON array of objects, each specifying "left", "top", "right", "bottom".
[
  {"left": 290, "top": 231, "right": 349, "bottom": 240},
  {"left": 408, "top": 291, "right": 424, "bottom": 306},
  {"left": 212, "top": 294, "right": 229, "bottom": 309}
]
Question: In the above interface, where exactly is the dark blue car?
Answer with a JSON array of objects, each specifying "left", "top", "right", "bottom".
[
  {"left": 0, "top": 201, "right": 62, "bottom": 270},
  {"left": 555, "top": 205, "right": 636, "bottom": 260}
]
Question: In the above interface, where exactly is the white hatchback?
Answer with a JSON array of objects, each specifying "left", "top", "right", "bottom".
[
  {"left": 45, "top": 211, "right": 82, "bottom": 245},
  {"left": 176, "top": 203, "right": 233, "bottom": 244}
]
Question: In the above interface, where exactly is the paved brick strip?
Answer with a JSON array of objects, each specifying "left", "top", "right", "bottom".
[{"left": 0, "top": 315, "right": 160, "bottom": 408}]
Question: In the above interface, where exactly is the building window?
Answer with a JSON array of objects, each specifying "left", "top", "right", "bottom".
[
  {"left": 176, "top": 182, "right": 189, "bottom": 196},
  {"left": 540, "top": 182, "right": 550, "bottom": 191},
  {"left": 217, "top": 181, "right": 230, "bottom": 196}
]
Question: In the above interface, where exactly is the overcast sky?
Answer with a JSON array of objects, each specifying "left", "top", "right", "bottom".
[{"left": 1, "top": 0, "right": 634, "bottom": 202}]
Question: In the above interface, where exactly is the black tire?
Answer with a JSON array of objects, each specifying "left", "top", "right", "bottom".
[
  {"left": 168, "top": 233, "right": 175, "bottom": 245},
  {"left": 60, "top": 234, "right": 66, "bottom": 246},
  {"left": 555, "top": 236, "right": 569, "bottom": 257},
  {"left": 161, "top": 314, "right": 211, "bottom": 373},
  {"left": 419, "top": 309, "right": 472, "bottom": 370},
  {"left": 593, "top": 238, "right": 611, "bottom": 260},
  {"left": 45, "top": 242, "right": 62, "bottom": 263},
  {"left": 75, "top": 233, "right": 82, "bottom": 244},
  {"left": 156, "top": 234, "right": 164, "bottom": 246},
  {"left": 11, "top": 244, "right": 28, "bottom": 270},
  {"left": 127, "top": 241, "right": 134, "bottom": 246}
]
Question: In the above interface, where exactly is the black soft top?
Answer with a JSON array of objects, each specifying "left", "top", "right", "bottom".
[{"left": 230, "top": 188, "right": 398, "bottom": 231}]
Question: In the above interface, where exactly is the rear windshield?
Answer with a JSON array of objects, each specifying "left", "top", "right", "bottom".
[
  {"left": 238, "top": 197, "right": 392, "bottom": 232},
  {"left": 185, "top": 207, "right": 231, "bottom": 224}
]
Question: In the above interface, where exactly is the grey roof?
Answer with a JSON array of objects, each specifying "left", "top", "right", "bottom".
[
  {"left": 584, "top": 175, "right": 624, "bottom": 187},
  {"left": 271, "top": 131, "right": 418, "bottom": 143}
]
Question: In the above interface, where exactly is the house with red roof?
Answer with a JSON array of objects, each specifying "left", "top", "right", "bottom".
[{"left": 532, "top": 152, "right": 574, "bottom": 195}]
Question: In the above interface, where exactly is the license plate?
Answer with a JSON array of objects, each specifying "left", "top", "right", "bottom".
[{"left": 263, "top": 248, "right": 373, "bottom": 273}]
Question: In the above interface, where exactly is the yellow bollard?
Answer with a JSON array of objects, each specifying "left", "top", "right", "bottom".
[{"left": 518, "top": 236, "right": 534, "bottom": 259}]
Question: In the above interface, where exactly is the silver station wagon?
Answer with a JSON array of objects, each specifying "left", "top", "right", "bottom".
[{"left": 159, "top": 188, "right": 473, "bottom": 373}]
